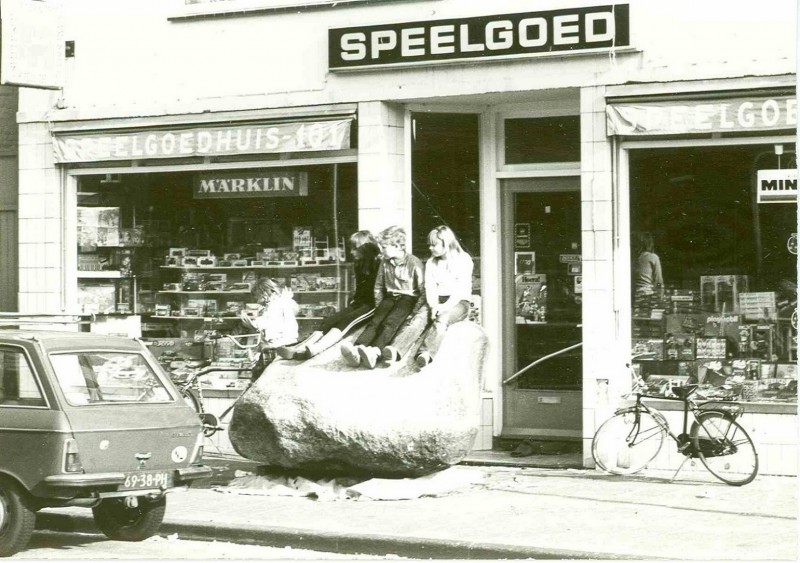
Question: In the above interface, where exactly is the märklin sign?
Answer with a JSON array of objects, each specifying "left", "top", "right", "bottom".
[
  {"left": 329, "top": 4, "right": 630, "bottom": 70},
  {"left": 194, "top": 170, "right": 308, "bottom": 199}
]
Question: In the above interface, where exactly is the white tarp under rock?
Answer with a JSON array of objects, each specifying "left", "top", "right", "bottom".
[{"left": 214, "top": 466, "right": 485, "bottom": 501}]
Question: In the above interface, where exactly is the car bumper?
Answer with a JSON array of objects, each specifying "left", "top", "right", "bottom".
[{"left": 43, "top": 464, "right": 213, "bottom": 489}]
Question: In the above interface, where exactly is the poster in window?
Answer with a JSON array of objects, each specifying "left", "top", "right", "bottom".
[
  {"left": 515, "top": 273, "right": 546, "bottom": 324},
  {"left": 514, "top": 223, "right": 531, "bottom": 249},
  {"left": 514, "top": 252, "right": 535, "bottom": 275}
]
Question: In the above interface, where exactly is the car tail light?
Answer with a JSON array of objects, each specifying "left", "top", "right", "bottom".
[{"left": 64, "top": 438, "right": 83, "bottom": 473}]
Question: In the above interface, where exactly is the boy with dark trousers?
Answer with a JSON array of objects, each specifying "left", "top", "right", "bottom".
[{"left": 340, "top": 225, "right": 424, "bottom": 369}]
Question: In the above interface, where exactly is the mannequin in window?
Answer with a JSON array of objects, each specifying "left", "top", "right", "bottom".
[{"left": 632, "top": 231, "right": 663, "bottom": 296}]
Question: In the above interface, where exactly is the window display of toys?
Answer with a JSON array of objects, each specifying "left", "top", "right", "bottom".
[
  {"left": 154, "top": 304, "right": 172, "bottom": 317},
  {"left": 739, "top": 292, "right": 778, "bottom": 322},
  {"left": 700, "top": 275, "right": 749, "bottom": 313},
  {"left": 631, "top": 338, "right": 664, "bottom": 360},
  {"left": 695, "top": 337, "right": 727, "bottom": 359}
]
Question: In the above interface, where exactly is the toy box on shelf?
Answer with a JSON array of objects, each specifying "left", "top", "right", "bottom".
[{"left": 700, "top": 275, "right": 749, "bottom": 313}]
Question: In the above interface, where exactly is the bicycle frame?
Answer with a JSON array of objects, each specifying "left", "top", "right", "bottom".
[{"left": 629, "top": 389, "right": 743, "bottom": 446}]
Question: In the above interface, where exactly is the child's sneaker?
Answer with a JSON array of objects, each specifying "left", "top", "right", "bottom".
[
  {"left": 359, "top": 345, "right": 380, "bottom": 369},
  {"left": 340, "top": 342, "right": 361, "bottom": 367},
  {"left": 381, "top": 346, "right": 401, "bottom": 363},
  {"left": 416, "top": 351, "right": 432, "bottom": 368},
  {"left": 276, "top": 345, "right": 299, "bottom": 360}
]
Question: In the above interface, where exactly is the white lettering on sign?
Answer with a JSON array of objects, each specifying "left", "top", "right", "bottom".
[
  {"left": 608, "top": 96, "right": 797, "bottom": 136},
  {"left": 330, "top": 5, "right": 629, "bottom": 69},
  {"left": 757, "top": 169, "right": 798, "bottom": 203},
  {"left": 53, "top": 119, "right": 352, "bottom": 163}
]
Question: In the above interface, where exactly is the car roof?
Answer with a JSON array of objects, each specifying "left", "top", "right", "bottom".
[{"left": 0, "top": 329, "right": 143, "bottom": 353}]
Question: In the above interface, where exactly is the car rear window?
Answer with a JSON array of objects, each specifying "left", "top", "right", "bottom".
[{"left": 49, "top": 352, "right": 174, "bottom": 406}]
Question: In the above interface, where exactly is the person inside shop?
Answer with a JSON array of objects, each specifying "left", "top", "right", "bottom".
[
  {"left": 632, "top": 231, "right": 664, "bottom": 296},
  {"left": 340, "top": 225, "right": 424, "bottom": 369},
  {"left": 276, "top": 230, "right": 381, "bottom": 360},
  {"left": 240, "top": 277, "right": 299, "bottom": 375},
  {"left": 382, "top": 225, "right": 474, "bottom": 368}
]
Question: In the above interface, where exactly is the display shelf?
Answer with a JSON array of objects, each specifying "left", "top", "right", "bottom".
[
  {"left": 152, "top": 315, "right": 241, "bottom": 321},
  {"left": 161, "top": 263, "right": 347, "bottom": 270},
  {"left": 158, "top": 290, "right": 252, "bottom": 295},
  {"left": 78, "top": 271, "right": 123, "bottom": 279}
]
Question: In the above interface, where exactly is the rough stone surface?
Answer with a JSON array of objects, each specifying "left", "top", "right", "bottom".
[{"left": 228, "top": 321, "right": 489, "bottom": 477}]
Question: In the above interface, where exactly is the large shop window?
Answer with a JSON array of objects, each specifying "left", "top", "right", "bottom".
[
  {"left": 629, "top": 144, "right": 797, "bottom": 404},
  {"left": 76, "top": 165, "right": 357, "bottom": 347},
  {"left": 411, "top": 113, "right": 481, "bottom": 302}
]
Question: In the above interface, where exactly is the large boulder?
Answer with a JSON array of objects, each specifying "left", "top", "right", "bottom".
[{"left": 228, "top": 321, "right": 489, "bottom": 477}]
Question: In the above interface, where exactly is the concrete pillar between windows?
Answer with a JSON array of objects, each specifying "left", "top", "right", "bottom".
[{"left": 357, "top": 101, "right": 408, "bottom": 239}]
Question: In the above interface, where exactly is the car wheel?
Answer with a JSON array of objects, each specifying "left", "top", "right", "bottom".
[
  {"left": 0, "top": 477, "right": 37, "bottom": 557},
  {"left": 92, "top": 496, "right": 166, "bottom": 542}
]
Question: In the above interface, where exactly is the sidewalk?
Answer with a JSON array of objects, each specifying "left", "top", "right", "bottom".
[{"left": 37, "top": 453, "right": 798, "bottom": 560}]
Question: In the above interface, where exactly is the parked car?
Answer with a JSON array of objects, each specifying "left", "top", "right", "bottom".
[{"left": 0, "top": 328, "right": 212, "bottom": 556}]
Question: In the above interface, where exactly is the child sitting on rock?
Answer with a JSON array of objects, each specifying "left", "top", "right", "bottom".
[
  {"left": 340, "top": 225, "right": 424, "bottom": 369},
  {"left": 277, "top": 230, "right": 381, "bottom": 360},
  {"left": 240, "top": 277, "right": 299, "bottom": 374},
  {"left": 383, "top": 225, "right": 474, "bottom": 367}
]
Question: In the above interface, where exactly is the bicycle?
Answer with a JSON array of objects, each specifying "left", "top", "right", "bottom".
[
  {"left": 170, "top": 333, "right": 264, "bottom": 437},
  {"left": 591, "top": 357, "right": 759, "bottom": 486}
]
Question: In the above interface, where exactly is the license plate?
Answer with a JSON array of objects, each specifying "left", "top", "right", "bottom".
[{"left": 120, "top": 470, "right": 173, "bottom": 491}]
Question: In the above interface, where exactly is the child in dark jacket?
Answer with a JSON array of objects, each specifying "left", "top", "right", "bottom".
[
  {"left": 340, "top": 225, "right": 424, "bottom": 369},
  {"left": 276, "top": 230, "right": 381, "bottom": 360}
]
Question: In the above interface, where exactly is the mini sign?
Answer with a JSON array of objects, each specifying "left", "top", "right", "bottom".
[
  {"left": 194, "top": 170, "right": 308, "bottom": 199},
  {"left": 329, "top": 4, "right": 630, "bottom": 70},
  {"left": 757, "top": 169, "right": 797, "bottom": 203},
  {"left": 559, "top": 254, "right": 581, "bottom": 263}
]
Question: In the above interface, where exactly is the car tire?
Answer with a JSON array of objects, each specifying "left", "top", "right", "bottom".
[
  {"left": 92, "top": 496, "right": 166, "bottom": 542},
  {"left": 0, "top": 477, "right": 37, "bottom": 557}
]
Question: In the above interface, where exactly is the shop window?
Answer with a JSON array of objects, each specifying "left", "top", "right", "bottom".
[
  {"left": 629, "top": 144, "right": 797, "bottom": 404},
  {"left": 411, "top": 112, "right": 481, "bottom": 297},
  {"left": 75, "top": 164, "right": 358, "bottom": 344},
  {"left": 504, "top": 116, "right": 580, "bottom": 165}
]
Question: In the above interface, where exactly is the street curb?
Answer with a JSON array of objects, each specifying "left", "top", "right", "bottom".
[{"left": 36, "top": 512, "right": 647, "bottom": 560}]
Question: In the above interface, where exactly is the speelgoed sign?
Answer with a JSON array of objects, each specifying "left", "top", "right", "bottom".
[
  {"left": 328, "top": 4, "right": 630, "bottom": 70},
  {"left": 193, "top": 170, "right": 308, "bottom": 199},
  {"left": 607, "top": 96, "right": 797, "bottom": 136},
  {"left": 52, "top": 119, "right": 352, "bottom": 163}
]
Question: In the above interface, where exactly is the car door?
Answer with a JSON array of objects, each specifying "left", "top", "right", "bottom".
[{"left": 0, "top": 344, "right": 70, "bottom": 491}]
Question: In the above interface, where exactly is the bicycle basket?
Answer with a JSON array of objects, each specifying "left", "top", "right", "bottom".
[{"left": 697, "top": 401, "right": 744, "bottom": 420}]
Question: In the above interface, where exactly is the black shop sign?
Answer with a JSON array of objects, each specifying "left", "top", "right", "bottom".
[
  {"left": 329, "top": 4, "right": 630, "bottom": 70},
  {"left": 194, "top": 170, "right": 308, "bottom": 199}
]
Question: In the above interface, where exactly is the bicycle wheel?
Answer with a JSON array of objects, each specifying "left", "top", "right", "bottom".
[
  {"left": 180, "top": 388, "right": 201, "bottom": 413},
  {"left": 691, "top": 412, "right": 758, "bottom": 486},
  {"left": 592, "top": 408, "right": 667, "bottom": 475}
]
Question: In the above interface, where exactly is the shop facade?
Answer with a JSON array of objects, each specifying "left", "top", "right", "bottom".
[{"left": 15, "top": 1, "right": 797, "bottom": 473}]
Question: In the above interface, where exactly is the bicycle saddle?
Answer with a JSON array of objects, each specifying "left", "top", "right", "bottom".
[
  {"left": 185, "top": 359, "right": 211, "bottom": 369},
  {"left": 672, "top": 384, "right": 699, "bottom": 400}
]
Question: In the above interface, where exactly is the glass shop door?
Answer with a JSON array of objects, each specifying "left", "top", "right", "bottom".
[{"left": 501, "top": 178, "right": 583, "bottom": 439}]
